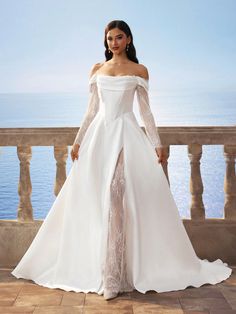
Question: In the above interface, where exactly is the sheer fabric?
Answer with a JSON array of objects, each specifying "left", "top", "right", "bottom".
[
  {"left": 102, "top": 148, "right": 133, "bottom": 294},
  {"left": 136, "top": 84, "right": 163, "bottom": 149},
  {"left": 73, "top": 83, "right": 99, "bottom": 146}
]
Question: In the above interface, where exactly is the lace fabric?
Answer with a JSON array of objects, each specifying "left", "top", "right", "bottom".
[
  {"left": 102, "top": 148, "right": 133, "bottom": 294},
  {"left": 73, "top": 83, "right": 99, "bottom": 147},
  {"left": 136, "top": 85, "right": 163, "bottom": 149}
]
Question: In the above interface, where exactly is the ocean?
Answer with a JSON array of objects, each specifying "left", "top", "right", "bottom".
[{"left": 0, "top": 90, "right": 235, "bottom": 220}]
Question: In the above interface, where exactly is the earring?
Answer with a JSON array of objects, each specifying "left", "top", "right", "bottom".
[
  {"left": 108, "top": 49, "right": 111, "bottom": 53},
  {"left": 126, "top": 44, "right": 129, "bottom": 51}
]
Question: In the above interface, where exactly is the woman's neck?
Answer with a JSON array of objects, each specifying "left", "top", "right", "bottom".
[{"left": 109, "top": 55, "right": 129, "bottom": 65}]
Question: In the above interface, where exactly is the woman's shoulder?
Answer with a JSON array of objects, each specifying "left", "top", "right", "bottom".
[
  {"left": 89, "top": 62, "right": 105, "bottom": 78},
  {"left": 135, "top": 63, "right": 149, "bottom": 80},
  {"left": 88, "top": 61, "right": 149, "bottom": 80},
  {"left": 121, "top": 61, "right": 149, "bottom": 80}
]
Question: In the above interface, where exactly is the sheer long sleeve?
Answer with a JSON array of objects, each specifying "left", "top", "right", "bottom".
[
  {"left": 136, "top": 81, "right": 163, "bottom": 149},
  {"left": 73, "top": 82, "right": 99, "bottom": 146}
]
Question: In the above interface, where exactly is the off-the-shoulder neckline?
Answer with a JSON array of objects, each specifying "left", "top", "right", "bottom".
[{"left": 89, "top": 73, "right": 149, "bottom": 82}]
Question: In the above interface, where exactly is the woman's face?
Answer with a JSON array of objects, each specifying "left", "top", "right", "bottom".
[{"left": 106, "top": 27, "right": 130, "bottom": 54}]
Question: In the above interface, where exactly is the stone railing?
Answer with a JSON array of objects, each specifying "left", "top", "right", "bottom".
[{"left": 0, "top": 126, "right": 236, "bottom": 266}]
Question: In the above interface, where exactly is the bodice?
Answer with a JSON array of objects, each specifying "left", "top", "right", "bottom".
[
  {"left": 89, "top": 74, "right": 149, "bottom": 121},
  {"left": 73, "top": 73, "right": 163, "bottom": 149}
]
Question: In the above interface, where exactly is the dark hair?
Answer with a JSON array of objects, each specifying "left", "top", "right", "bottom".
[{"left": 104, "top": 20, "right": 139, "bottom": 64}]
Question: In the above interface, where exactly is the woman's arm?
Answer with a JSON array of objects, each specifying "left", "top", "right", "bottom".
[
  {"left": 71, "top": 64, "right": 101, "bottom": 161},
  {"left": 72, "top": 64, "right": 100, "bottom": 148},
  {"left": 72, "top": 85, "right": 99, "bottom": 147},
  {"left": 136, "top": 84, "right": 163, "bottom": 149},
  {"left": 136, "top": 65, "right": 163, "bottom": 149}
]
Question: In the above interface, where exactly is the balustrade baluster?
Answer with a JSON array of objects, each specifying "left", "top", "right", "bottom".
[
  {"left": 17, "top": 146, "right": 33, "bottom": 221},
  {"left": 54, "top": 146, "right": 68, "bottom": 196},
  {"left": 223, "top": 145, "right": 236, "bottom": 220},
  {"left": 188, "top": 144, "right": 205, "bottom": 220}
]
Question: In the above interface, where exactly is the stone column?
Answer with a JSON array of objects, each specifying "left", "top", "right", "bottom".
[
  {"left": 188, "top": 144, "right": 205, "bottom": 220},
  {"left": 17, "top": 146, "right": 33, "bottom": 221},
  {"left": 224, "top": 145, "right": 236, "bottom": 220},
  {"left": 54, "top": 146, "right": 68, "bottom": 196}
]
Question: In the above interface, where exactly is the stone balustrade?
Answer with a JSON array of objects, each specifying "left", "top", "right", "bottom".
[{"left": 0, "top": 126, "right": 236, "bottom": 266}]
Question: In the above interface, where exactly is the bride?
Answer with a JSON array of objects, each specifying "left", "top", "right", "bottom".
[{"left": 12, "top": 19, "right": 232, "bottom": 301}]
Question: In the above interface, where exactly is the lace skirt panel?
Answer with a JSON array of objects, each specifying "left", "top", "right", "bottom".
[{"left": 103, "top": 147, "right": 133, "bottom": 293}]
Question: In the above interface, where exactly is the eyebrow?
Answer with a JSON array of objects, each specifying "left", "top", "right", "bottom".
[{"left": 107, "top": 33, "right": 123, "bottom": 38}]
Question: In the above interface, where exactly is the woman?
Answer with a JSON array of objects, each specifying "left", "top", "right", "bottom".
[{"left": 12, "top": 20, "right": 232, "bottom": 301}]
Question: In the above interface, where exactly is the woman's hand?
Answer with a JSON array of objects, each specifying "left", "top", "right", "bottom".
[
  {"left": 70, "top": 143, "right": 80, "bottom": 162},
  {"left": 155, "top": 146, "right": 166, "bottom": 164}
]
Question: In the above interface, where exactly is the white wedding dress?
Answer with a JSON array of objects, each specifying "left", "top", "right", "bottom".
[{"left": 12, "top": 73, "right": 232, "bottom": 296}]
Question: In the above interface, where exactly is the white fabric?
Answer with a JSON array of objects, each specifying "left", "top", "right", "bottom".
[
  {"left": 73, "top": 74, "right": 163, "bottom": 149},
  {"left": 12, "top": 74, "right": 232, "bottom": 295}
]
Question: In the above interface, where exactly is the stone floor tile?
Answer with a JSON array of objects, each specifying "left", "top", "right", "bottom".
[
  {"left": 0, "top": 306, "right": 35, "bottom": 313},
  {"left": 18, "top": 283, "right": 63, "bottom": 295},
  {"left": 0, "top": 298, "right": 16, "bottom": 306},
  {"left": 130, "top": 291, "right": 181, "bottom": 308},
  {"left": 33, "top": 306, "right": 83, "bottom": 314},
  {"left": 179, "top": 297, "right": 232, "bottom": 311},
  {"left": 219, "top": 285, "right": 236, "bottom": 297},
  {"left": 1, "top": 268, "right": 236, "bottom": 314},
  {"left": 103, "top": 299, "right": 133, "bottom": 307},
  {"left": 209, "top": 310, "right": 236, "bottom": 314},
  {"left": 0, "top": 269, "right": 21, "bottom": 283},
  {"left": 132, "top": 286, "right": 224, "bottom": 300},
  {"left": 61, "top": 291, "right": 85, "bottom": 306},
  {"left": 83, "top": 292, "right": 106, "bottom": 305},
  {"left": 133, "top": 303, "right": 184, "bottom": 313},
  {"left": 14, "top": 284, "right": 63, "bottom": 307},
  {"left": 0, "top": 283, "right": 23, "bottom": 306},
  {"left": 83, "top": 305, "right": 133, "bottom": 314},
  {"left": 14, "top": 294, "right": 63, "bottom": 307},
  {"left": 218, "top": 285, "right": 236, "bottom": 309},
  {"left": 178, "top": 286, "right": 225, "bottom": 299},
  {"left": 0, "top": 283, "right": 23, "bottom": 294},
  {"left": 131, "top": 293, "right": 183, "bottom": 313},
  {"left": 227, "top": 300, "right": 236, "bottom": 310},
  {"left": 147, "top": 287, "right": 202, "bottom": 299},
  {"left": 183, "top": 311, "right": 209, "bottom": 314}
]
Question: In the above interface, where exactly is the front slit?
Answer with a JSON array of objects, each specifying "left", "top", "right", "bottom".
[{"left": 102, "top": 147, "right": 131, "bottom": 294}]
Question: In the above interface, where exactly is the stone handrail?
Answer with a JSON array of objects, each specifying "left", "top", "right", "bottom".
[
  {"left": 1, "top": 126, "right": 236, "bottom": 145},
  {"left": 0, "top": 126, "right": 236, "bottom": 222},
  {"left": 1, "top": 126, "right": 236, "bottom": 266}
]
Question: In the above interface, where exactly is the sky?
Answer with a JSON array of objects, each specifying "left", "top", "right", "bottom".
[{"left": 0, "top": 0, "right": 235, "bottom": 94}]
